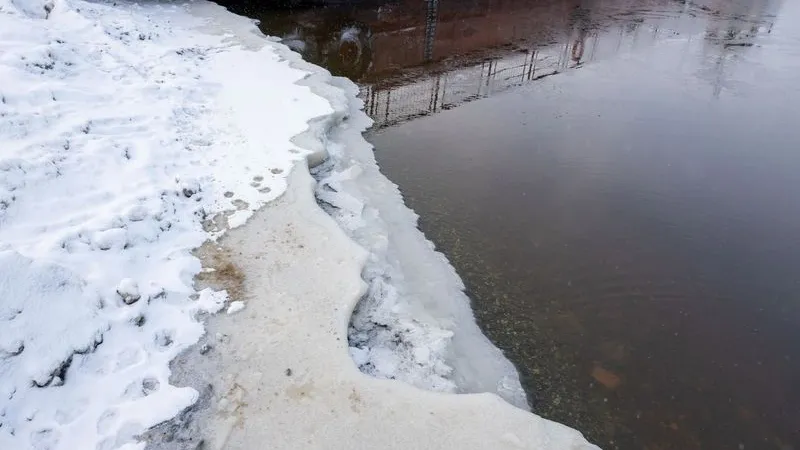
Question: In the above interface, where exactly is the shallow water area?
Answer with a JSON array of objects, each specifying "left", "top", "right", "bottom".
[{"left": 223, "top": 0, "right": 800, "bottom": 448}]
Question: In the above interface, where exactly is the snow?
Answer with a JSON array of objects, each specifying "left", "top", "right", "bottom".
[
  {"left": 1, "top": 0, "right": 596, "bottom": 448},
  {"left": 116, "top": 278, "right": 141, "bottom": 305},
  {"left": 225, "top": 301, "right": 244, "bottom": 315},
  {"left": 0, "top": 0, "right": 329, "bottom": 448}
]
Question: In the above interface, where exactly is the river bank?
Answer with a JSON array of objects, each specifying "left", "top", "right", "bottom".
[
  {"left": 233, "top": 0, "right": 800, "bottom": 447},
  {"left": 145, "top": 4, "right": 597, "bottom": 449},
  {"left": 0, "top": 0, "right": 596, "bottom": 448}
]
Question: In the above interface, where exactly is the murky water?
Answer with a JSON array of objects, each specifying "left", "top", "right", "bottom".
[{"left": 218, "top": 0, "right": 800, "bottom": 448}]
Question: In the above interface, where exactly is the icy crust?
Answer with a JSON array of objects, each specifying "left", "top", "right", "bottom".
[
  {"left": 267, "top": 19, "right": 530, "bottom": 405},
  {"left": 0, "top": 0, "right": 329, "bottom": 448},
  {"left": 311, "top": 87, "right": 530, "bottom": 408}
]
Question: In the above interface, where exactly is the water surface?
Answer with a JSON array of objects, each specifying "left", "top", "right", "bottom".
[{"left": 221, "top": 0, "right": 800, "bottom": 448}]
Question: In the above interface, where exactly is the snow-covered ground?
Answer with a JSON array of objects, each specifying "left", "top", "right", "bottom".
[
  {"left": 0, "top": 0, "right": 597, "bottom": 448},
  {"left": 1, "top": 0, "right": 330, "bottom": 447}
]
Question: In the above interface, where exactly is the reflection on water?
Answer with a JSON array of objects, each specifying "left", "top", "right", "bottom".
[
  {"left": 357, "top": 0, "right": 782, "bottom": 128},
  {"left": 365, "top": 1, "right": 798, "bottom": 449},
  {"left": 215, "top": 0, "right": 800, "bottom": 448},
  {"left": 244, "top": 0, "right": 784, "bottom": 128}
]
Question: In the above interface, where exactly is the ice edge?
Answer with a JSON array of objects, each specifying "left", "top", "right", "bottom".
[
  {"left": 146, "top": 4, "right": 598, "bottom": 449},
  {"left": 250, "top": 9, "right": 531, "bottom": 409}
]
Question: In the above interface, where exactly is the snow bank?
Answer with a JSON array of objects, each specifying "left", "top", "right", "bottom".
[{"left": 0, "top": 0, "right": 329, "bottom": 448}]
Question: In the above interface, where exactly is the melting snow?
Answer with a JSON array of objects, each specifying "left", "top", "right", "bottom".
[{"left": 0, "top": 0, "right": 329, "bottom": 448}]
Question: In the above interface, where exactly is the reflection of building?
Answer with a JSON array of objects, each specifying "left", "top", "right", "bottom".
[
  {"left": 370, "top": 0, "right": 579, "bottom": 78},
  {"left": 229, "top": 0, "right": 783, "bottom": 127}
]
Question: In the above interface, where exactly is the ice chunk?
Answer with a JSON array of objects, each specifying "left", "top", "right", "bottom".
[{"left": 226, "top": 301, "right": 245, "bottom": 315}]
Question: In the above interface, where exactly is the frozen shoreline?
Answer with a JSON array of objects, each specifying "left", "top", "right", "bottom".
[
  {"left": 147, "top": 69, "right": 596, "bottom": 450},
  {"left": 312, "top": 83, "right": 530, "bottom": 409},
  {"left": 1, "top": 0, "right": 597, "bottom": 448},
  {"left": 149, "top": 4, "right": 595, "bottom": 449}
]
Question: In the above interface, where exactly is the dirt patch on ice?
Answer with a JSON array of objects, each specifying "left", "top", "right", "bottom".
[{"left": 194, "top": 242, "right": 246, "bottom": 301}]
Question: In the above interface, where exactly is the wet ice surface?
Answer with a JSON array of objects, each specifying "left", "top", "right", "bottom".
[{"left": 235, "top": 0, "right": 800, "bottom": 448}]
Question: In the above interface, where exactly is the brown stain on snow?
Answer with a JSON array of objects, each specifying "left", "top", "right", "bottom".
[{"left": 195, "top": 242, "right": 246, "bottom": 301}]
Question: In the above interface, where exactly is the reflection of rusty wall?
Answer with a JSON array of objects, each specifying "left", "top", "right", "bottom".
[
  {"left": 368, "top": 0, "right": 580, "bottom": 78},
  {"left": 370, "top": 29, "right": 427, "bottom": 76},
  {"left": 430, "top": 1, "right": 575, "bottom": 61}
]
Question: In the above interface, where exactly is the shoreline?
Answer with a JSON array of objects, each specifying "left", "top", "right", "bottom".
[
  {"left": 192, "top": 0, "right": 532, "bottom": 405},
  {"left": 0, "top": 0, "right": 596, "bottom": 447},
  {"left": 148, "top": 3, "right": 596, "bottom": 449},
  {"left": 147, "top": 77, "right": 596, "bottom": 450}
]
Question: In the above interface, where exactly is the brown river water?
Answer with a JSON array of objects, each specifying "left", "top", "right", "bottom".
[{"left": 216, "top": 0, "right": 799, "bottom": 448}]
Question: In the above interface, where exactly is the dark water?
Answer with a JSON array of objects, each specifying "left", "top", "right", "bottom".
[{"left": 218, "top": 0, "right": 800, "bottom": 448}]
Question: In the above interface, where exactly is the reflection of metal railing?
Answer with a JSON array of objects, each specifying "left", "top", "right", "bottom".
[
  {"left": 362, "top": 45, "right": 572, "bottom": 130},
  {"left": 423, "top": 0, "right": 439, "bottom": 62}
]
